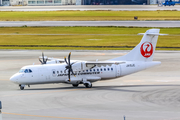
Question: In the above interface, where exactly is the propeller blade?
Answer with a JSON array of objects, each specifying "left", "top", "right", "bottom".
[
  {"left": 42, "top": 52, "right": 45, "bottom": 63},
  {"left": 44, "top": 58, "right": 48, "bottom": 64},
  {"left": 39, "top": 58, "right": 43, "bottom": 64},
  {"left": 70, "top": 62, "right": 75, "bottom": 66},
  {"left": 65, "top": 52, "right": 75, "bottom": 81},
  {"left": 68, "top": 69, "right": 71, "bottom": 81},
  {"left": 64, "top": 57, "right": 68, "bottom": 64},
  {"left": 70, "top": 69, "right": 76, "bottom": 77},
  {"left": 68, "top": 52, "right": 71, "bottom": 66}
]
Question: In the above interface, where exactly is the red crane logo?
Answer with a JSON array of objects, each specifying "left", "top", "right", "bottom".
[{"left": 140, "top": 42, "right": 153, "bottom": 58}]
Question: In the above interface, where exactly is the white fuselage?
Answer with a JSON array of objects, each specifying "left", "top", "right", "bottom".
[{"left": 10, "top": 61, "right": 160, "bottom": 85}]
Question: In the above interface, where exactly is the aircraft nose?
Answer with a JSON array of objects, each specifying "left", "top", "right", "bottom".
[{"left": 10, "top": 74, "right": 19, "bottom": 83}]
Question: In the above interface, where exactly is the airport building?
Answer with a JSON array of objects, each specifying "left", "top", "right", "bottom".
[
  {"left": 0, "top": 0, "right": 164, "bottom": 6},
  {"left": 9, "top": 0, "right": 76, "bottom": 6}
]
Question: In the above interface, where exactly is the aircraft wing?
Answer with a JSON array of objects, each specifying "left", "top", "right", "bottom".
[
  {"left": 85, "top": 61, "right": 125, "bottom": 67},
  {"left": 39, "top": 56, "right": 65, "bottom": 64},
  {"left": 46, "top": 57, "right": 65, "bottom": 62}
]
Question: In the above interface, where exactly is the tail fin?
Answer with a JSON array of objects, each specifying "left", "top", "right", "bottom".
[{"left": 109, "top": 29, "right": 167, "bottom": 62}]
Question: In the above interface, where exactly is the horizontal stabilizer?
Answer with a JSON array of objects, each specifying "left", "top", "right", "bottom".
[
  {"left": 138, "top": 33, "right": 168, "bottom": 36},
  {"left": 108, "top": 29, "right": 162, "bottom": 62}
]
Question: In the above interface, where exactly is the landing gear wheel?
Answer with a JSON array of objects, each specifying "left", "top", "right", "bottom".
[
  {"left": 20, "top": 86, "right": 24, "bottom": 90},
  {"left": 19, "top": 84, "right": 25, "bottom": 90},
  {"left": 72, "top": 84, "right": 79, "bottom": 87},
  {"left": 84, "top": 83, "right": 92, "bottom": 88}
]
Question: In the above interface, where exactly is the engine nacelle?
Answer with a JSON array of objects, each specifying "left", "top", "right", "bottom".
[{"left": 46, "top": 60, "right": 59, "bottom": 64}]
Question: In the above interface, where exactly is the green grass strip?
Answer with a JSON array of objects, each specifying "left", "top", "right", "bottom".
[
  {"left": 1, "top": 11, "right": 180, "bottom": 21},
  {"left": 0, "top": 26, "right": 180, "bottom": 50}
]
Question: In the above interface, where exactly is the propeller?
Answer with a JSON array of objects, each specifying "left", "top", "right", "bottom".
[
  {"left": 64, "top": 52, "right": 76, "bottom": 81},
  {"left": 39, "top": 52, "right": 48, "bottom": 64}
]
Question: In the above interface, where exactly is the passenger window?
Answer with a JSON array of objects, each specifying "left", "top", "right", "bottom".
[
  {"left": 97, "top": 69, "right": 99, "bottom": 71},
  {"left": 108, "top": 68, "right": 110, "bottom": 71},
  {"left": 111, "top": 68, "right": 113, "bottom": 71},
  {"left": 53, "top": 71, "right": 55, "bottom": 74},
  {"left": 104, "top": 68, "right": 106, "bottom": 71},
  {"left": 93, "top": 69, "right": 95, "bottom": 72},
  {"left": 86, "top": 70, "right": 88, "bottom": 72},
  {"left": 57, "top": 71, "right": 59, "bottom": 74},
  {"left": 29, "top": 69, "right": 32, "bottom": 73},
  {"left": 100, "top": 68, "right": 102, "bottom": 71},
  {"left": 90, "top": 69, "right": 92, "bottom": 72},
  {"left": 61, "top": 71, "right": 62, "bottom": 73}
]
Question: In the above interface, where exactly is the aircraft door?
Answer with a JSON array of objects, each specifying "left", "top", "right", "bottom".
[{"left": 115, "top": 65, "right": 121, "bottom": 77}]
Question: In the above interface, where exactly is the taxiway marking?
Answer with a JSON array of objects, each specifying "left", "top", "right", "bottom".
[
  {"left": 3, "top": 89, "right": 87, "bottom": 97},
  {"left": 2, "top": 112, "right": 107, "bottom": 120}
]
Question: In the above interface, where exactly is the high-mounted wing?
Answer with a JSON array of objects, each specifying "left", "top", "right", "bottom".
[
  {"left": 85, "top": 61, "right": 125, "bottom": 68},
  {"left": 39, "top": 56, "right": 65, "bottom": 64}
]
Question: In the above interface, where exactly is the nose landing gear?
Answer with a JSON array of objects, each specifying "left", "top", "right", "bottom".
[{"left": 19, "top": 84, "right": 25, "bottom": 90}]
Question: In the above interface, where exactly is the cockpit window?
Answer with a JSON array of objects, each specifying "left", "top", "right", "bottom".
[
  {"left": 24, "top": 69, "right": 28, "bottom": 73},
  {"left": 19, "top": 69, "right": 24, "bottom": 73},
  {"left": 19, "top": 69, "right": 32, "bottom": 73},
  {"left": 29, "top": 69, "right": 32, "bottom": 73}
]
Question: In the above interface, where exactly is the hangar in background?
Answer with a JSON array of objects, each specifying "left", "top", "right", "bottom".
[
  {"left": 80, "top": 0, "right": 147, "bottom": 5},
  {"left": 0, "top": 0, "right": 159, "bottom": 6}
]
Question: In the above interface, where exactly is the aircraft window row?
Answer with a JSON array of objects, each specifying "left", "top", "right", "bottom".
[
  {"left": 19, "top": 69, "right": 32, "bottom": 73},
  {"left": 86, "top": 68, "right": 113, "bottom": 72},
  {"left": 56, "top": 68, "right": 113, "bottom": 74}
]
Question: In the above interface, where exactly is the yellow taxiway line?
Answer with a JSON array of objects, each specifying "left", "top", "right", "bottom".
[
  {"left": 2, "top": 112, "right": 107, "bottom": 120},
  {"left": 3, "top": 89, "right": 87, "bottom": 97}
]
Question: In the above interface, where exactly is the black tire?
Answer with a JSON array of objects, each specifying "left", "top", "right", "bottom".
[
  {"left": 72, "top": 84, "right": 79, "bottom": 87},
  {"left": 85, "top": 83, "right": 92, "bottom": 88},
  {"left": 20, "top": 86, "right": 24, "bottom": 90}
]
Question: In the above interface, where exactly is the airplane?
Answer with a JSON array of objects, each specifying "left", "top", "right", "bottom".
[{"left": 10, "top": 29, "right": 167, "bottom": 90}]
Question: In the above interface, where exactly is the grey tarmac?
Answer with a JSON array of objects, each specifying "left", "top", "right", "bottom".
[
  {"left": 1, "top": 5, "right": 180, "bottom": 11},
  {"left": 0, "top": 50, "right": 180, "bottom": 120},
  {"left": 0, "top": 21, "right": 180, "bottom": 27}
]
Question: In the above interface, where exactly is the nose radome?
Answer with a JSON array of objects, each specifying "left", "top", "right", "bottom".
[
  {"left": 10, "top": 74, "right": 19, "bottom": 82},
  {"left": 10, "top": 75, "right": 15, "bottom": 82}
]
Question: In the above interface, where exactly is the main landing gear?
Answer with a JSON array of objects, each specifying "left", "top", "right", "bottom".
[
  {"left": 72, "top": 81, "right": 92, "bottom": 88},
  {"left": 84, "top": 82, "right": 92, "bottom": 88},
  {"left": 72, "top": 84, "right": 79, "bottom": 87},
  {"left": 82, "top": 79, "right": 92, "bottom": 88}
]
